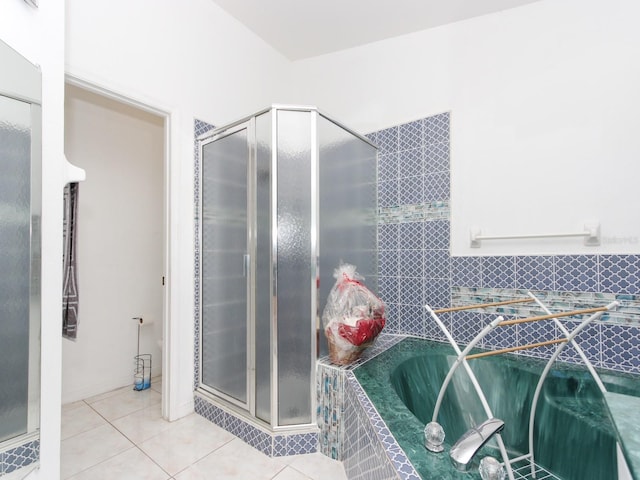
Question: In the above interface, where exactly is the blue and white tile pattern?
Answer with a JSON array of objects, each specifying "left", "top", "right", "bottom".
[
  {"left": 193, "top": 119, "right": 216, "bottom": 390},
  {"left": 0, "top": 440, "right": 39, "bottom": 476},
  {"left": 191, "top": 109, "right": 640, "bottom": 478},
  {"left": 373, "top": 110, "right": 640, "bottom": 376},
  {"left": 194, "top": 396, "right": 317, "bottom": 457}
]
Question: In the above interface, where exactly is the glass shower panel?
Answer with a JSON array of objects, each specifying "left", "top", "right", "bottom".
[
  {"left": 254, "top": 112, "right": 271, "bottom": 423},
  {"left": 276, "top": 110, "right": 313, "bottom": 425},
  {"left": 197, "top": 106, "right": 378, "bottom": 430},
  {"left": 318, "top": 116, "right": 378, "bottom": 356},
  {"left": 0, "top": 95, "right": 31, "bottom": 443},
  {"left": 201, "top": 127, "right": 249, "bottom": 406}
]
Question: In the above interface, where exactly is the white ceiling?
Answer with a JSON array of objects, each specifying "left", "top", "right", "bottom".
[{"left": 211, "top": 0, "right": 542, "bottom": 60}]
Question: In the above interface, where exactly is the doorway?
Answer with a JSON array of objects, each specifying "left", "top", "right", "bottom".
[{"left": 62, "top": 83, "right": 167, "bottom": 409}]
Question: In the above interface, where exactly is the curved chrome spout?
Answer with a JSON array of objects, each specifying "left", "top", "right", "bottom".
[{"left": 450, "top": 418, "right": 505, "bottom": 472}]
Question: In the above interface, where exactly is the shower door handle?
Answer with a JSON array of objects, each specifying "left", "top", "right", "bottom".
[{"left": 243, "top": 254, "right": 250, "bottom": 277}]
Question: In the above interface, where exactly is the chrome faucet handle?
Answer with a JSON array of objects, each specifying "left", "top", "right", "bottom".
[
  {"left": 424, "top": 422, "right": 445, "bottom": 453},
  {"left": 479, "top": 456, "right": 506, "bottom": 480},
  {"left": 450, "top": 418, "right": 505, "bottom": 471}
]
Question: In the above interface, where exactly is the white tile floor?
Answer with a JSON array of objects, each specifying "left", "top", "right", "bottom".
[{"left": 61, "top": 378, "right": 347, "bottom": 480}]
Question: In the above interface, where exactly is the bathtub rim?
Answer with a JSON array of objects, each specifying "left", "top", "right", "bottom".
[{"left": 350, "top": 335, "right": 640, "bottom": 480}]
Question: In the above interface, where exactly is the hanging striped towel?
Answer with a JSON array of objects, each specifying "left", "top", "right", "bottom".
[{"left": 62, "top": 182, "right": 79, "bottom": 339}]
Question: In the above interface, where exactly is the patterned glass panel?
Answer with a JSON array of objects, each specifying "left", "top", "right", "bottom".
[
  {"left": 0, "top": 95, "right": 31, "bottom": 442},
  {"left": 254, "top": 112, "right": 272, "bottom": 423},
  {"left": 276, "top": 110, "right": 312, "bottom": 425},
  {"left": 201, "top": 127, "right": 248, "bottom": 405},
  {"left": 318, "top": 115, "right": 378, "bottom": 356}
]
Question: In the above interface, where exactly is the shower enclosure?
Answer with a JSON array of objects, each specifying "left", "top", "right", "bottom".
[
  {"left": 0, "top": 39, "right": 42, "bottom": 457},
  {"left": 198, "top": 105, "right": 377, "bottom": 431}
]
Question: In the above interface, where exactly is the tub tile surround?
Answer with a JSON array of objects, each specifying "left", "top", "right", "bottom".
[
  {"left": 345, "top": 338, "right": 453, "bottom": 480},
  {"left": 347, "top": 337, "right": 600, "bottom": 480},
  {"left": 604, "top": 392, "right": 640, "bottom": 479},
  {"left": 343, "top": 371, "right": 418, "bottom": 480},
  {"left": 316, "top": 335, "right": 405, "bottom": 462},
  {"left": 316, "top": 334, "right": 418, "bottom": 480},
  {"left": 374, "top": 112, "right": 640, "bottom": 376},
  {"left": 321, "top": 111, "right": 640, "bottom": 478}
]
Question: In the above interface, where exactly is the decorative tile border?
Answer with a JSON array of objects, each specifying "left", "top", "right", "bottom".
[
  {"left": 317, "top": 363, "right": 344, "bottom": 460},
  {"left": 450, "top": 287, "right": 640, "bottom": 325},
  {"left": 377, "top": 202, "right": 449, "bottom": 224},
  {"left": 447, "top": 286, "right": 640, "bottom": 372},
  {"left": 0, "top": 439, "right": 39, "bottom": 476},
  {"left": 193, "top": 119, "right": 215, "bottom": 390},
  {"left": 194, "top": 395, "right": 318, "bottom": 457}
]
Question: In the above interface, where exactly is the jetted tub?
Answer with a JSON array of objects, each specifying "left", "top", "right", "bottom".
[{"left": 352, "top": 337, "right": 640, "bottom": 480}]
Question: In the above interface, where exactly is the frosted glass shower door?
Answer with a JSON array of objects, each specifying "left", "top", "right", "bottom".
[
  {"left": 200, "top": 124, "right": 251, "bottom": 408},
  {"left": 0, "top": 95, "right": 31, "bottom": 443}
]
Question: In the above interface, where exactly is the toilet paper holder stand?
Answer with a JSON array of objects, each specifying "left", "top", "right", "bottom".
[{"left": 132, "top": 317, "right": 152, "bottom": 391}]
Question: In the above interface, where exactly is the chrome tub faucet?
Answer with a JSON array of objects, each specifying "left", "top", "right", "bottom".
[{"left": 449, "top": 418, "right": 505, "bottom": 471}]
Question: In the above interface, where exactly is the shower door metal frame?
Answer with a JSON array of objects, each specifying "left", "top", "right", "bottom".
[
  {"left": 198, "top": 119, "right": 256, "bottom": 416},
  {"left": 199, "top": 105, "right": 380, "bottom": 432},
  {"left": 269, "top": 106, "right": 319, "bottom": 432},
  {"left": 0, "top": 39, "right": 42, "bottom": 451}
]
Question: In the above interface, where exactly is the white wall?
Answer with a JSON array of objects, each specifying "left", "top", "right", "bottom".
[
  {"left": 291, "top": 0, "right": 640, "bottom": 256},
  {"left": 1, "top": 0, "right": 290, "bottom": 477},
  {"left": 65, "top": 0, "right": 292, "bottom": 123},
  {"left": 65, "top": 0, "right": 293, "bottom": 422},
  {"left": 63, "top": 84, "right": 164, "bottom": 404},
  {"left": 6, "top": 0, "right": 639, "bottom": 476},
  {"left": 0, "top": 1, "right": 66, "bottom": 479}
]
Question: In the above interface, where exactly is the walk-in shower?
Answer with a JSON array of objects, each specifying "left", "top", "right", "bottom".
[
  {"left": 0, "top": 39, "right": 42, "bottom": 472},
  {"left": 197, "top": 105, "right": 377, "bottom": 434}
]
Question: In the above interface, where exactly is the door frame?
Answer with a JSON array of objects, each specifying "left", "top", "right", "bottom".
[{"left": 64, "top": 74, "right": 174, "bottom": 419}]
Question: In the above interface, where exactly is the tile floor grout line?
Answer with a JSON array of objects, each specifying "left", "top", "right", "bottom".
[
  {"left": 62, "top": 376, "right": 348, "bottom": 480},
  {"left": 62, "top": 443, "right": 137, "bottom": 480},
  {"left": 87, "top": 387, "right": 161, "bottom": 424},
  {"left": 102, "top": 409, "right": 174, "bottom": 478},
  {"left": 93, "top": 385, "right": 174, "bottom": 478},
  {"left": 131, "top": 443, "right": 173, "bottom": 479},
  {"left": 60, "top": 412, "right": 124, "bottom": 444},
  {"left": 283, "top": 464, "right": 315, "bottom": 480},
  {"left": 169, "top": 436, "right": 237, "bottom": 478},
  {"left": 82, "top": 384, "right": 134, "bottom": 406},
  {"left": 62, "top": 385, "right": 163, "bottom": 478},
  {"left": 266, "top": 462, "right": 289, "bottom": 480}
]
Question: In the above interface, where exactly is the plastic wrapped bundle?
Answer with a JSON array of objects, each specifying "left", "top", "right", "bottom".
[{"left": 322, "top": 263, "right": 386, "bottom": 365}]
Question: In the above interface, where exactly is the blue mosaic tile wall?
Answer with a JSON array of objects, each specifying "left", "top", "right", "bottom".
[
  {"left": 374, "top": 114, "right": 453, "bottom": 341},
  {"left": 373, "top": 112, "right": 640, "bottom": 374}
]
